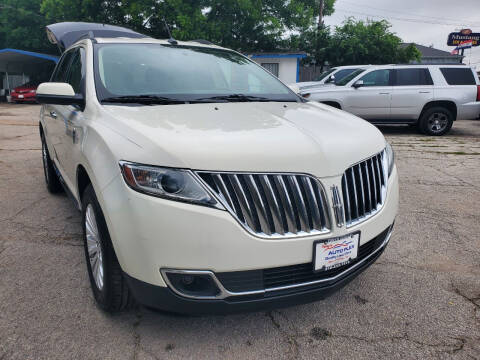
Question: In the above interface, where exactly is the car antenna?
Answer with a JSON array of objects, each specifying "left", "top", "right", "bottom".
[{"left": 163, "top": 18, "right": 178, "bottom": 45}]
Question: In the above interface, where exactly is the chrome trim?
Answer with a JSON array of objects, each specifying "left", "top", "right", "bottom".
[
  {"left": 160, "top": 225, "right": 393, "bottom": 300},
  {"left": 342, "top": 150, "right": 388, "bottom": 228},
  {"left": 195, "top": 171, "right": 332, "bottom": 239},
  {"left": 331, "top": 185, "right": 344, "bottom": 227}
]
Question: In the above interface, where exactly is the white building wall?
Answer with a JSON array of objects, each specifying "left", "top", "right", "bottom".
[{"left": 252, "top": 57, "right": 298, "bottom": 84}]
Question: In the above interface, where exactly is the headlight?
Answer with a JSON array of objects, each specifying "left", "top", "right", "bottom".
[
  {"left": 119, "top": 161, "right": 221, "bottom": 208},
  {"left": 385, "top": 142, "right": 395, "bottom": 177}
]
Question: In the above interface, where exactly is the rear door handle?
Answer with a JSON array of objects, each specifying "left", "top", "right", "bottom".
[
  {"left": 379, "top": 92, "right": 390, "bottom": 95},
  {"left": 50, "top": 111, "right": 57, "bottom": 118},
  {"left": 419, "top": 91, "right": 431, "bottom": 94}
]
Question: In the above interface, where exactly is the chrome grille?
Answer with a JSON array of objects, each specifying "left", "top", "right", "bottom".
[
  {"left": 341, "top": 151, "right": 387, "bottom": 227},
  {"left": 197, "top": 172, "right": 331, "bottom": 238}
]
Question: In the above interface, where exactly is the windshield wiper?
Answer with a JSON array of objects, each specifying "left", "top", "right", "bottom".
[
  {"left": 195, "top": 94, "right": 275, "bottom": 102},
  {"left": 101, "top": 95, "right": 186, "bottom": 105}
]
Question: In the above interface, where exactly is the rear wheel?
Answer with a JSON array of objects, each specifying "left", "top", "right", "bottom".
[
  {"left": 41, "top": 134, "right": 63, "bottom": 193},
  {"left": 82, "top": 184, "right": 133, "bottom": 312},
  {"left": 419, "top": 107, "right": 453, "bottom": 136}
]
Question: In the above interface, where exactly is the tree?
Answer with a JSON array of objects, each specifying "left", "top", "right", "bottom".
[
  {"left": 0, "top": 0, "right": 56, "bottom": 53},
  {"left": 325, "top": 18, "right": 421, "bottom": 65}
]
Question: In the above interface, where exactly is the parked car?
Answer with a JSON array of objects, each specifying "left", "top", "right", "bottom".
[
  {"left": 37, "top": 22, "right": 398, "bottom": 314},
  {"left": 302, "top": 64, "right": 480, "bottom": 136},
  {"left": 10, "top": 81, "right": 39, "bottom": 103},
  {"left": 294, "top": 65, "right": 370, "bottom": 91}
]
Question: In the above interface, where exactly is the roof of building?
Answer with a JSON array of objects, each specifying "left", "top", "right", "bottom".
[
  {"left": 248, "top": 52, "right": 307, "bottom": 59},
  {"left": 400, "top": 43, "right": 463, "bottom": 59},
  {"left": 0, "top": 48, "right": 59, "bottom": 63}
]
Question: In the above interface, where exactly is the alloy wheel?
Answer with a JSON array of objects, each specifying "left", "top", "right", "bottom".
[
  {"left": 85, "top": 204, "right": 104, "bottom": 290},
  {"left": 427, "top": 112, "right": 448, "bottom": 133}
]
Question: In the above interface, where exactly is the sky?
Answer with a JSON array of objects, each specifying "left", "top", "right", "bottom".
[{"left": 324, "top": 0, "right": 480, "bottom": 70}]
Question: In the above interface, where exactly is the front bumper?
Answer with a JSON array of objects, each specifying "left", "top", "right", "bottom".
[{"left": 124, "top": 226, "right": 391, "bottom": 314}]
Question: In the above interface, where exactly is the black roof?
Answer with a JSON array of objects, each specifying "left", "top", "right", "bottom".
[{"left": 46, "top": 22, "right": 148, "bottom": 51}]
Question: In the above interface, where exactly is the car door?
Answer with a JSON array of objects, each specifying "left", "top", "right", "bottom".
[
  {"left": 343, "top": 69, "right": 393, "bottom": 120},
  {"left": 44, "top": 49, "right": 75, "bottom": 174},
  {"left": 58, "top": 46, "right": 86, "bottom": 189},
  {"left": 390, "top": 68, "right": 434, "bottom": 121}
]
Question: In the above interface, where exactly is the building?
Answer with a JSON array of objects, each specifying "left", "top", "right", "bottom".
[
  {"left": 0, "top": 48, "right": 58, "bottom": 101},
  {"left": 248, "top": 52, "right": 307, "bottom": 84},
  {"left": 401, "top": 43, "right": 463, "bottom": 64}
]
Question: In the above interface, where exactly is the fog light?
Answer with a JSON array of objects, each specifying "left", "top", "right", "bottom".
[{"left": 163, "top": 271, "right": 221, "bottom": 298}]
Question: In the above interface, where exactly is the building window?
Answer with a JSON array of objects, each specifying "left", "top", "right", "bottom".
[{"left": 261, "top": 63, "right": 279, "bottom": 77}]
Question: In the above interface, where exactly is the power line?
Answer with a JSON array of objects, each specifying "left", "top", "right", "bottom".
[
  {"left": 334, "top": 8, "right": 480, "bottom": 28},
  {"left": 339, "top": 0, "right": 480, "bottom": 26}
]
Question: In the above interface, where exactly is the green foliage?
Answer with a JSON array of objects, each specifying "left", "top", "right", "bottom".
[
  {"left": 0, "top": 0, "right": 420, "bottom": 68},
  {"left": 0, "top": 0, "right": 56, "bottom": 53},
  {"left": 325, "top": 18, "right": 422, "bottom": 65}
]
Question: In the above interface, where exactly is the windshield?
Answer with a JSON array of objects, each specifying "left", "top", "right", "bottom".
[
  {"left": 94, "top": 44, "right": 298, "bottom": 104},
  {"left": 336, "top": 69, "right": 366, "bottom": 86},
  {"left": 314, "top": 68, "right": 336, "bottom": 82}
]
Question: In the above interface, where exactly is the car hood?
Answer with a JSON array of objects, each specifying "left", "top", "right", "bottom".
[{"left": 101, "top": 101, "right": 386, "bottom": 177}]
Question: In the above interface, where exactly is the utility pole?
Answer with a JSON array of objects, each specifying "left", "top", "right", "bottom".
[{"left": 318, "top": 0, "right": 324, "bottom": 29}]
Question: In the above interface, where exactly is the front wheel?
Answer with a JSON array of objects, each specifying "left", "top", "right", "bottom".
[
  {"left": 419, "top": 107, "right": 453, "bottom": 136},
  {"left": 82, "top": 184, "right": 133, "bottom": 312},
  {"left": 41, "top": 134, "right": 63, "bottom": 193}
]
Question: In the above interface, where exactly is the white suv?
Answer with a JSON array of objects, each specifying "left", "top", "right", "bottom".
[
  {"left": 294, "top": 65, "right": 369, "bottom": 91},
  {"left": 303, "top": 65, "right": 480, "bottom": 136},
  {"left": 37, "top": 23, "right": 398, "bottom": 314}
]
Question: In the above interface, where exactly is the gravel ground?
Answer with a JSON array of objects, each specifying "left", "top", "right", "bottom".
[{"left": 0, "top": 104, "right": 479, "bottom": 360}]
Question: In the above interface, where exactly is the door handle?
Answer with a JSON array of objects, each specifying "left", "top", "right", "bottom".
[
  {"left": 419, "top": 91, "right": 431, "bottom": 94},
  {"left": 379, "top": 92, "right": 390, "bottom": 95},
  {"left": 50, "top": 111, "right": 57, "bottom": 118}
]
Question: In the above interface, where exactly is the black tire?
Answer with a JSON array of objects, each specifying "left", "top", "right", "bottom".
[
  {"left": 82, "top": 184, "right": 133, "bottom": 312},
  {"left": 419, "top": 107, "right": 453, "bottom": 136},
  {"left": 41, "top": 134, "right": 63, "bottom": 193}
]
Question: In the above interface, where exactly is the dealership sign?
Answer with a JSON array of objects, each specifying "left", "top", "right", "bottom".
[{"left": 447, "top": 29, "right": 480, "bottom": 47}]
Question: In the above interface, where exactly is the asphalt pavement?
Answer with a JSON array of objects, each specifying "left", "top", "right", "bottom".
[{"left": 0, "top": 104, "right": 479, "bottom": 359}]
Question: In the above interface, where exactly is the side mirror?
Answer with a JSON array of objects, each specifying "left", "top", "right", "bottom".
[
  {"left": 326, "top": 75, "right": 335, "bottom": 83},
  {"left": 36, "top": 82, "right": 84, "bottom": 107},
  {"left": 352, "top": 80, "right": 364, "bottom": 89}
]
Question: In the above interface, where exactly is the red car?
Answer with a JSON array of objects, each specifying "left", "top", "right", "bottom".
[{"left": 10, "top": 81, "right": 39, "bottom": 103}]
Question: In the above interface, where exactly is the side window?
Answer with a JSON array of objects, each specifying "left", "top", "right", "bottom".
[
  {"left": 333, "top": 68, "right": 356, "bottom": 82},
  {"left": 65, "top": 48, "right": 85, "bottom": 94},
  {"left": 440, "top": 68, "right": 476, "bottom": 85},
  {"left": 395, "top": 69, "right": 433, "bottom": 86},
  {"left": 359, "top": 70, "right": 391, "bottom": 87},
  {"left": 51, "top": 51, "right": 74, "bottom": 82}
]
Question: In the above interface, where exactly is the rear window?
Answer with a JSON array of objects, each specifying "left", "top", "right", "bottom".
[
  {"left": 440, "top": 68, "right": 476, "bottom": 85},
  {"left": 395, "top": 69, "right": 433, "bottom": 86}
]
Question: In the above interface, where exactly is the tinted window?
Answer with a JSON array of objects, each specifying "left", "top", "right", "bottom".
[
  {"left": 359, "top": 70, "right": 390, "bottom": 87},
  {"left": 395, "top": 69, "right": 433, "bottom": 86},
  {"left": 65, "top": 48, "right": 85, "bottom": 93},
  {"left": 333, "top": 68, "right": 357, "bottom": 83},
  {"left": 440, "top": 68, "right": 476, "bottom": 85},
  {"left": 336, "top": 69, "right": 365, "bottom": 86},
  {"left": 51, "top": 51, "right": 74, "bottom": 82},
  {"left": 314, "top": 68, "right": 335, "bottom": 81}
]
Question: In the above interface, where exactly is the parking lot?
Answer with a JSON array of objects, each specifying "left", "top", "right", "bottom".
[{"left": 0, "top": 103, "right": 479, "bottom": 359}]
